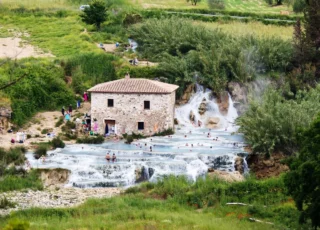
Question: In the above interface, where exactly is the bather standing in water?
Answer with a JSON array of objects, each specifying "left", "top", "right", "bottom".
[
  {"left": 105, "top": 153, "right": 111, "bottom": 162},
  {"left": 112, "top": 153, "right": 117, "bottom": 162}
]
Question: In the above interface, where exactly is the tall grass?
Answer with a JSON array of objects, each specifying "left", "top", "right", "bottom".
[{"left": 197, "top": 21, "right": 294, "bottom": 40}]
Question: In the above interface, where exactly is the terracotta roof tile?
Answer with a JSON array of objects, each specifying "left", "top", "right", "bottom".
[{"left": 88, "top": 78, "right": 179, "bottom": 94}]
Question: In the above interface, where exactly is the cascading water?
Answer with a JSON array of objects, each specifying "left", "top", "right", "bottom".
[
  {"left": 175, "top": 84, "right": 238, "bottom": 131},
  {"left": 26, "top": 84, "right": 248, "bottom": 188}
]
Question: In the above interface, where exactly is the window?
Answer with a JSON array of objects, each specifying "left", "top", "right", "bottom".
[
  {"left": 138, "top": 122, "right": 144, "bottom": 130},
  {"left": 108, "top": 99, "right": 114, "bottom": 107},
  {"left": 144, "top": 101, "right": 150, "bottom": 110}
]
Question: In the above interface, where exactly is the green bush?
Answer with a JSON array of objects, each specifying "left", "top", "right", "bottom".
[
  {"left": 41, "top": 129, "right": 49, "bottom": 134},
  {"left": 2, "top": 59, "right": 74, "bottom": 126},
  {"left": 153, "top": 128, "right": 174, "bottom": 137},
  {"left": 33, "top": 146, "right": 47, "bottom": 159},
  {"left": 123, "top": 133, "right": 145, "bottom": 144},
  {"left": 0, "top": 147, "right": 26, "bottom": 168},
  {"left": 55, "top": 117, "right": 64, "bottom": 127},
  {"left": 208, "top": 0, "right": 225, "bottom": 9},
  {"left": 50, "top": 137, "right": 65, "bottom": 149},
  {"left": 237, "top": 85, "right": 320, "bottom": 155},
  {"left": 3, "top": 218, "right": 30, "bottom": 230},
  {"left": 76, "top": 135, "right": 105, "bottom": 144},
  {"left": 0, "top": 170, "right": 43, "bottom": 192},
  {"left": 0, "top": 197, "right": 16, "bottom": 209}
]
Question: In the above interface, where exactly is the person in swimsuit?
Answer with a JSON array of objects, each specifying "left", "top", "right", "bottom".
[{"left": 106, "top": 153, "right": 111, "bottom": 162}]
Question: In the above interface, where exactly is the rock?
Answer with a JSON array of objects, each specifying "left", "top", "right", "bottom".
[
  {"left": 206, "top": 117, "right": 220, "bottom": 129},
  {"left": 174, "top": 118, "right": 179, "bottom": 125},
  {"left": 217, "top": 91, "right": 229, "bottom": 115},
  {"left": 177, "top": 84, "right": 195, "bottom": 105},
  {"left": 135, "top": 166, "right": 154, "bottom": 183},
  {"left": 198, "top": 98, "right": 207, "bottom": 115},
  {"left": 234, "top": 157, "right": 244, "bottom": 174},
  {"left": 208, "top": 170, "right": 244, "bottom": 182},
  {"left": 247, "top": 152, "right": 289, "bottom": 179},
  {"left": 189, "top": 111, "right": 195, "bottom": 122},
  {"left": 208, "top": 168, "right": 215, "bottom": 172},
  {"left": 40, "top": 169, "right": 70, "bottom": 189}
]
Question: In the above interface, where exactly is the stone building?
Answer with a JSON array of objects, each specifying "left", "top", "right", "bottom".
[{"left": 88, "top": 75, "right": 179, "bottom": 136}]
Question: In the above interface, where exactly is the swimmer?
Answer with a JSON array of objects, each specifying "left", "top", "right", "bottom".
[
  {"left": 105, "top": 153, "right": 111, "bottom": 162},
  {"left": 186, "top": 143, "right": 189, "bottom": 146},
  {"left": 112, "top": 153, "right": 117, "bottom": 162},
  {"left": 150, "top": 146, "right": 153, "bottom": 152},
  {"left": 184, "top": 135, "right": 187, "bottom": 138},
  {"left": 191, "top": 144, "right": 193, "bottom": 147}
]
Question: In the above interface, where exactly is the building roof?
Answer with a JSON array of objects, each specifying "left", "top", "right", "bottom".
[{"left": 88, "top": 78, "right": 179, "bottom": 94}]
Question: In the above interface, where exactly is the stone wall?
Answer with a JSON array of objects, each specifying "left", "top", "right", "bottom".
[{"left": 90, "top": 92, "right": 176, "bottom": 136}]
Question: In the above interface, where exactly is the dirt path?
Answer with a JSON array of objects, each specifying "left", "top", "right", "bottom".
[{"left": 0, "top": 37, "right": 54, "bottom": 59}]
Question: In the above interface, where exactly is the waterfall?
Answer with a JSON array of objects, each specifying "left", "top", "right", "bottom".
[
  {"left": 243, "top": 157, "right": 249, "bottom": 175},
  {"left": 175, "top": 84, "right": 239, "bottom": 130}
]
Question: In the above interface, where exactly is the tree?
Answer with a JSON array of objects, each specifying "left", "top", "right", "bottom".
[
  {"left": 80, "top": 0, "right": 108, "bottom": 30},
  {"left": 293, "top": 0, "right": 307, "bottom": 12},
  {"left": 186, "top": 0, "right": 202, "bottom": 6},
  {"left": 284, "top": 114, "right": 320, "bottom": 229}
]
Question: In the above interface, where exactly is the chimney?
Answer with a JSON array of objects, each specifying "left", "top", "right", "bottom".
[{"left": 125, "top": 72, "right": 130, "bottom": 79}]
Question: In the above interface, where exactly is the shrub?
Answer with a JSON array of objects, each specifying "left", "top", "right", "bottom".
[
  {"left": 41, "top": 129, "right": 49, "bottom": 134},
  {"left": 50, "top": 137, "right": 65, "bottom": 149},
  {"left": 3, "top": 218, "right": 30, "bottom": 230},
  {"left": 0, "top": 197, "right": 16, "bottom": 209},
  {"left": 123, "top": 133, "right": 145, "bottom": 144},
  {"left": 153, "top": 128, "right": 174, "bottom": 137},
  {"left": 0, "top": 147, "right": 26, "bottom": 167},
  {"left": 55, "top": 117, "right": 64, "bottom": 127},
  {"left": 237, "top": 86, "right": 320, "bottom": 155},
  {"left": 76, "top": 135, "right": 104, "bottom": 144},
  {"left": 33, "top": 146, "right": 47, "bottom": 159},
  {"left": 26, "top": 134, "right": 31, "bottom": 139}
]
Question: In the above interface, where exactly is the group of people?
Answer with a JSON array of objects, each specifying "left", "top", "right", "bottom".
[
  {"left": 105, "top": 153, "right": 117, "bottom": 162},
  {"left": 61, "top": 92, "right": 89, "bottom": 122}
]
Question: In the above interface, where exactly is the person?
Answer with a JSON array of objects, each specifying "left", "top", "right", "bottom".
[
  {"left": 61, "top": 107, "right": 65, "bottom": 116},
  {"left": 83, "top": 92, "right": 88, "bottom": 102},
  {"left": 198, "top": 120, "right": 202, "bottom": 127},
  {"left": 77, "top": 100, "right": 81, "bottom": 109},
  {"left": 40, "top": 155, "right": 46, "bottom": 163},
  {"left": 133, "top": 57, "right": 139, "bottom": 66},
  {"left": 105, "top": 153, "right": 111, "bottom": 162},
  {"left": 10, "top": 138, "right": 15, "bottom": 144},
  {"left": 150, "top": 146, "right": 152, "bottom": 152},
  {"left": 112, "top": 153, "right": 117, "bottom": 162},
  {"left": 116, "top": 42, "right": 119, "bottom": 47},
  {"left": 100, "top": 42, "right": 105, "bottom": 51},
  {"left": 69, "top": 104, "right": 72, "bottom": 116},
  {"left": 65, "top": 112, "right": 71, "bottom": 122}
]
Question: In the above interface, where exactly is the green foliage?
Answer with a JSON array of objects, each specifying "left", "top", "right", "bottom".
[
  {"left": 237, "top": 85, "right": 320, "bottom": 155},
  {"left": 293, "top": 0, "right": 306, "bottom": 13},
  {"left": 76, "top": 135, "right": 105, "bottom": 144},
  {"left": 0, "top": 170, "right": 43, "bottom": 192},
  {"left": 208, "top": 0, "right": 225, "bottom": 9},
  {"left": 130, "top": 17, "right": 292, "bottom": 93},
  {"left": 264, "top": 0, "right": 283, "bottom": 5},
  {"left": 0, "top": 147, "right": 26, "bottom": 171},
  {"left": 2, "top": 59, "right": 74, "bottom": 126},
  {"left": 3, "top": 218, "right": 30, "bottom": 230},
  {"left": 123, "top": 133, "right": 145, "bottom": 144},
  {"left": 0, "top": 197, "right": 16, "bottom": 209},
  {"left": 153, "top": 128, "right": 175, "bottom": 137},
  {"left": 80, "top": 0, "right": 108, "bottom": 30},
  {"left": 284, "top": 114, "right": 320, "bottom": 229},
  {"left": 63, "top": 52, "right": 118, "bottom": 92},
  {"left": 50, "top": 137, "right": 65, "bottom": 149},
  {"left": 55, "top": 117, "right": 64, "bottom": 127},
  {"left": 33, "top": 145, "right": 48, "bottom": 159}
]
